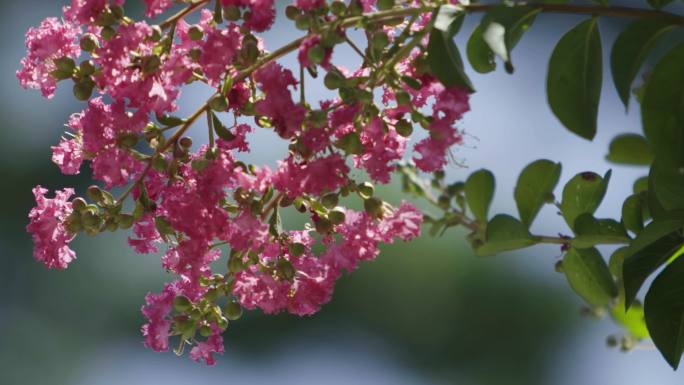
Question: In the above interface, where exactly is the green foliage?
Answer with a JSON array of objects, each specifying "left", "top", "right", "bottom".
[
  {"left": 563, "top": 247, "right": 617, "bottom": 307},
  {"left": 427, "top": 6, "right": 474, "bottom": 91},
  {"left": 477, "top": 5, "right": 540, "bottom": 72},
  {"left": 610, "top": 19, "right": 675, "bottom": 109},
  {"left": 476, "top": 215, "right": 537, "bottom": 256},
  {"left": 466, "top": 25, "right": 495, "bottom": 73},
  {"left": 465, "top": 169, "right": 495, "bottom": 224},
  {"left": 622, "top": 220, "right": 684, "bottom": 308},
  {"left": 559, "top": 170, "right": 611, "bottom": 230},
  {"left": 572, "top": 214, "right": 630, "bottom": 249},
  {"left": 514, "top": 160, "right": 562, "bottom": 228},
  {"left": 547, "top": 18, "right": 603, "bottom": 140},
  {"left": 606, "top": 134, "right": 654, "bottom": 166},
  {"left": 645, "top": 255, "right": 684, "bottom": 369}
]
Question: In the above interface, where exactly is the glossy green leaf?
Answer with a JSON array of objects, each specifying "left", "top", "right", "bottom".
[
  {"left": 466, "top": 25, "right": 496, "bottom": 73},
  {"left": 609, "top": 246, "right": 629, "bottom": 278},
  {"left": 634, "top": 176, "right": 649, "bottom": 194},
  {"left": 547, "top": 18, "right": 602, "bottom": 140},
  {"left": 605, "top": 134, "right": 654, "bottom": 166},
  {"left": 642, "top": 42, "right": 684, "bottom": 165},
  {"left": 560, "top": 170, "right": 611, "bottom": 230},
  {"left": 514, "top": 159, "right": 562, "bottom": 228},
  {"left": 649, "top": 157, "right": 684, "bottom": 212},
  {"left": 427, "top": 11, "right": 474, "bottom": 91},
  {"left": 572, "top": 214, "right": 630, "bottom": 249},
  {"left": 268, "top": 205, "right": 283, "bottom": 237},
  {"left": 622, "top": 192, "right": 647, "bottom": 234},
  {"left": 644, "top": 255, "right": 684, "bottom": 369},
  {"left": 610, "top": 18, "right": 675, "bottom": 109},
  {"left": 465, "top": 169, "right": 495, "bottom": 224},
  {"left": 623, "top": 219, "right": 684, "bottom": 308},
  {"left": 211, "top": 112, "right": 235, "bottom": 141},
  {"left": 476, "top": 214, "right": 538, "bottom": 256},
  {"left": 479, "top": 5, "right": 540, "bottom": 72},
  {"left": 563, "top": 247, "right": 618, "bottom": 307}
]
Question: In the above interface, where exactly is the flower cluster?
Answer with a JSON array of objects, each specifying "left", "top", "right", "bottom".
[{"left": 20, "top": 0, "right": 470, "bottom": 365}]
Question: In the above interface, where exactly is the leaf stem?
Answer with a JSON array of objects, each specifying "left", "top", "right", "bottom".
[{"left": 160, "top": 0, "right": 210, "bottom": 30}]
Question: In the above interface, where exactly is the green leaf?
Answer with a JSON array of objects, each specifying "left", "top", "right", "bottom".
[
  {"left": 612, "top": 298, "right": 650, "bottom": 340},
  {"left": 514, "top": 159, "right": 562, "bottom": 228},
  {"left": 644, "top": 255, "right": 684, "bottom": 369},
  {"left": 560, "top": 170, "right": 611, "bottom": 230},
  {"left": 609, "top": 246, "right": 629, "bottom": 279},
  {"left": 465, "top": 169, "right": 495, "bottom": 224},
  {"left": 610, "top": 18, "right": 675, "bottom": 109},
  {"left": 466, "top": 25, "right": 496, "bottom": 74},
  {"left": 572, "top": 214, "right": 630, "bottom": 249},
  {"left": 476, "top": 214, "right": 537, "bottom": 256},
  {"left": 623, "top": 219, "right": 684, "bottom": 308},
  {"left": 605, "top": 134, "right": 654, "bottom": 166},
  {"left": 547, "top": 18, "right": 603, "bottom": 140},
  {"left": 479, "top": 5, "right": 541, "bottom": 72},
  {"left": 427, "top": 11, "right": 475, "bottom": 92},
  {"left": 268, "top": 205, "right": 283, "bottom": 237},
  {"left": 211, "top": 112, "right": 235, "bottom": 141},
  {"left": 563, "top": 247, "right": 618, "bottom": 307},
  {"left": 650, "top": 157, "right": 684, "bottom": 212},
  {"left": 642, "top": 42, "right": 684, "bottom": 165},
  {"left": 622, "top": 192, "right": 647, "bottom": 234}
]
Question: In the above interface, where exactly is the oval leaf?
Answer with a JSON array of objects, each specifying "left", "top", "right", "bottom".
[
  {"left": 649, "top": 157, "right": 684, "bottom": 212},
  {"left": 563, "top": 247, "right": 618, "bottom": 307},
  {"left": 606, "top": 134, "right": 654, "bottom": 166},
  {"left": 466, "top": 24, "right": 496, "bottom": 73},
  {"left": 547, "top": 18, "right": 602, "bottom": 140},
  {"left": 427, "top": 13, "right": 474, "bottom": 92},
  {"left": 623, "top": 219, "right": 684, "bottom": 308},
  {"left": 642, "top": 42, "right": 684, "bottom": 165},
  {"left": 465, "top": 169, "right": 495, "bottom": 224},
  {"left": 560, "top": 170, "right": 611, "bottom": 230},
  {"left": 514, "top": 159, "right": 562, "bottom": 228},
  {"left": 476, "top": 214, "right": 537, "bottom": 256},
  {"left": 480, "top": 5, "right": 540, "bottom": 72},
  {"left": 572, "top": 214, "right": 630, "bottom": 249},
  {"left": 622, "top": 192, "right": 647, "bottom": 235},
  {"left": 610, "top": 18, "right": 675, "bottom": 109},
  {"left": 644, "top": 255, "right": 684, "bottom": 369}
]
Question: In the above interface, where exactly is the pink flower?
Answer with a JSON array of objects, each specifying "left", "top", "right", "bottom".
[
  {"left": 199, "top": 23, "right": 242, "bottom": 85},
  {"left": 294, "top": 0, "right": 325, "bottom": 11},
  {"left": 128, "top": 214, "right": 162, "bottom": 254},
  {"left": 379, "top": 201, "right": 423, "bottom": 241},
  {"left": 51, "top": 137, "right": 83, "bottom": 175},
  {"left": 26, "top": 186, "right": 76, "bottom": 270},
  {"left": 221, "top": 0, "right": 276, "bottom": 32},
  {"left": 254, "top": 62, "right": 306, "bottom": 138},
  {"left": 17, "top": 17, "right": 81, "bottom": 98},
  {"left": 63, "top": 0, "right": 125, "bottom": 24},
  {"left": 273, "top": 154, "right": 349, "bottom": 198},
  {"left": 190, "top": 325, "right": 225, "bottom": 366},
  {"left": 91, "top": 146, "right": 143, "bottom": 188},
  {"left": 141, "top": 282, "right": 178, "bottom": 352},
  {"left": 144, "top": 0, "right": 173, "bottom": 17},
  {"left": 354, "top": 117, "right": 407, "bottom": 184}
]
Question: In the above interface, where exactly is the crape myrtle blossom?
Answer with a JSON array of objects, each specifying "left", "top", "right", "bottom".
[{"left": 20, "top": 0, "right": 471, "bottom": 365}]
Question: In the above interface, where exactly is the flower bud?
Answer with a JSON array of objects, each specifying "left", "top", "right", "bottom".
[
  {"left": 357, "top": 182, "right": 374, "bottom": 199},
  {"left": 87, "top": 185, "right": 104, "bottom": 202},
  {"left": 149, "top": 25, "right": 163, "bottom": 42},
  {"left": 224, "top": 302, "right": 243, "bottom": 321},
  {"left": 364, "top": 197, "right": 384, "bottom": 218},
  {"left": 73, "top": 79, "right": 95, "bottom": 101},
  {"left": 101, "top": 25, "right": 116, "bottom": 41},
  {"left": 324, "top": 71, "right": 345, "bottom": 90},
  {"left": 179, "top": 137, "right": 193, "bottom": 149},
  {"left": 141, "top": 55, "right": 161, "bottom": 74},
  {"left": 79, "top": 60, "right": 96, "bottom": 76},
  {"left": 199, "top": 324, "right": 212, "bottom": 337},
  {"left": 188, "top": 25, "right": 204, "bottom": 41},
  {"left": 276, "top": 259, "right": 296, "bottom": 280},
  {"left": 328, "top": 207, "right": 346, "bottom": 225},
  {"left": 395, "top": 119, "right": 413, "bottom": 137},
  {"left": 80, "top": 33, "right": 99, "bottom": 52},
  {"left": 321, "top": 193, "right": 339, "bottom": 209},
  {"left": 334, "top": 132, "right": 363, "bottom": 155},
  {"left": 288, "top": 242, "right": 306, "bottom": 257},
  {"left": 330, "top": 1, "right": 346, "bottom": 16},
  {"left": 314, "top": 217, "right": 333, "bottom": 234},
  {"left": 285, "top": 5, "right": 300, "bottom": 20},
  {"left": 307, "top": 45, "right": 326, "bottom": 65},
  {"left": 224, "top": 5, "right": 241, "bottom": 21},
  {"left": 209, "top": 95, "right": 229, "bottom": 111},
  {"left": 72, "top": 197, "right": 87, "bottom": 212}
]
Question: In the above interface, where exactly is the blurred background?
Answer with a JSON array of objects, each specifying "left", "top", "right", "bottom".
[{"left": 2, "top": 1, "right": 683, "bottom": 384}]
